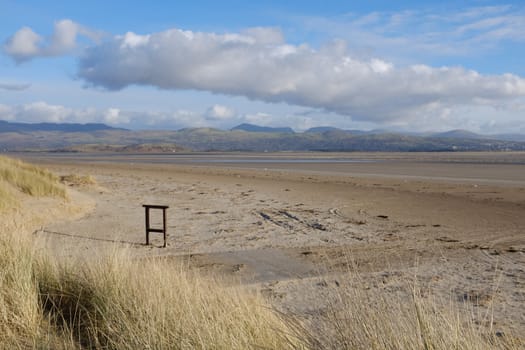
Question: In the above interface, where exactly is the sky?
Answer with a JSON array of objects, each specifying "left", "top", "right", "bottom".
[{"left": 1, "top": 0, "right": 525, "bottom": 133}]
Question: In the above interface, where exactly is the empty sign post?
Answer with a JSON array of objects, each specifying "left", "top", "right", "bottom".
[{"left": 143, "top": 204, "right": 169, "bottom": 247}]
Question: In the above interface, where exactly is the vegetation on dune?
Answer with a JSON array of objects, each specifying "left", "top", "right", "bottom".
[
  {"left": 303, "top": 274, "right": 523, "bottom": 350},
  {"left": 60, "top": 174, "right": 97, "bottom": 187},
  {"left": 0, "top": 155, "right": 522, "bottom": 349},
  {"left": 35, "top": 254, "right": 298, "bottom": 349},
  {"left": 0, "top": 180, "right": 17, "bottom": 210},
  {"left": 1, "top": 231, "right": 299, "bottom": 349},
  {"left": 0, "top": 155, "right": 65, "bottom": 204}
]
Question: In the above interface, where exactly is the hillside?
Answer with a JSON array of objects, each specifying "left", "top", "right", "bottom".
[
  {"left": 231, "top": 123, "right": 294, "bottom": 133},
  {"left": 64, "top": 143, "right": 189, "bottom": 153},
  {"left": 0, "top": 120, "right": 126, "bottom": 133},
  {"left": 1, "top": 121, "right": 525, "bottom": 152},
  {"left": 431, "top": 129, "right": 487, "bottom": 139}
]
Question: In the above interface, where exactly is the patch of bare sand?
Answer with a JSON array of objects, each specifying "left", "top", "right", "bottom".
[{"left": 30, "top": 157, "right": 525, "bottom": 339}]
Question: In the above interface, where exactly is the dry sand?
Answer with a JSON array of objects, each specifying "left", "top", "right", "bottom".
[{"left": 21, "top": 152, "right": 525, "bottom": 337}]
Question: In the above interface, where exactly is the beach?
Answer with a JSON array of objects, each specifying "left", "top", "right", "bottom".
[{"left": 21, "top": 152, "right": 525, "bottom": 337}]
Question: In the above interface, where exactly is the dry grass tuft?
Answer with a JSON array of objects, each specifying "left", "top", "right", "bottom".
[
  {"left": 0, "top": 155, "right": 65, "bottom": 202},
  {"left": 0, "top": 180, "right": 17, "bottom": 210},
  {"left": 0, "top": 230, "right": 301, "bottom": 349},
  {"left": 35, "top": 252, "right": 300, "bottom": 349},
  {"left": 300, "top": 273, "right": 523, "bottom": 350},
  {"left": 59, "top": 174, "right": 97, "bottom": 187}
]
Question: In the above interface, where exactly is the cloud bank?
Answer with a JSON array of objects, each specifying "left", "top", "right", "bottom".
[
  {"left": 0, "top": 102, "right": 237, "bottom": 129},
  {"left": 77, "top": 27, "right": 525, "bottom": 123},
  {"left": 0, "top": 101, "right": 101, "bottom": 124},
  {"left": 1, "top": 100, "right": 523, "bottom": 134}
]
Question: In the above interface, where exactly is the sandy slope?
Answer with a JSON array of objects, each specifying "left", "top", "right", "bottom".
[{"left": 25, "top": 153, "right": 525, "bottom": 337}]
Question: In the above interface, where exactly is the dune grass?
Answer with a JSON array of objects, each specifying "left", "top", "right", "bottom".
[
  {"left": 0, "top": 155, "right": 522, "bottom": 349},
  {"left": 0, "top": 155, "right": 65, "bottom": 203},
  {"left": 0, "top": 230, "right": 300, "bottom": 349},
  {"left": 59, "top": 174, "right": 97, "bottom": 187},
  {"left": 0, "top": 180, "right": 17, "bottom": 210},
  {"left": 34, "top": 252, "right": 300, "bottom": 349},
  {"left": 299, "top": 272, "right": 523, "bottom": 350}
]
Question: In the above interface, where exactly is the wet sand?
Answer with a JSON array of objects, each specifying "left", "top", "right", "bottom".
[{"left": 20, "top": 152, "right": 525, "bottom": 337}]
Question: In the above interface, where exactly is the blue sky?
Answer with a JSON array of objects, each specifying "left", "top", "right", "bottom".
[{"left": 1, "top": 0, "right": 525, "bottom": 133}]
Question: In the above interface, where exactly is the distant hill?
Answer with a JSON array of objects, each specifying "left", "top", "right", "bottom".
[
  {"left": 0, "top": 120, "right": 127, "bottom": 133},
  {"left": 490, "top": 134, "right": 525, "bottom": 142},
  {"left": 305, "top": 127, "right": 374, "bottom": 136},
  {"left": 1, "top": 121, "right": 525, "bottom": 152},
  {"left": 431, "top": 129, "right": 487, "bottom": 140},
  {"left": 61, "top": 143, "right": 188, "bottom": 153},
  {"left": 304, "top": 126, "right": 341, "bottom": 133},
  {"left": 231, "top": 123, "right": 294, "bottom": 133}
]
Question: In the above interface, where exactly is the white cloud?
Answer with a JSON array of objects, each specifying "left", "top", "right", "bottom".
[
  {"left": 3, "top": 19, "right": 97, "bottom": 62},
  {"left": 48, "top": 19, "right": 80, "bottom": 53},
  {"left": 119, "top": 32, "right": 151, "bottom": 49},
  {"left": 103, "top": 108, "right": 130, "bottom": 124},
  {"left": 3, "top": 27, "right": 41, "bottom": 60},
  {"left": 0, "top": 102, "right": 110, "bottom": 124},
  {"left": 19, "top": 101, "right": 71, "bottom": 122},
  {"left": 244, "top": 112, "right": 273, "bottom": 125},
  {"left": 77, "top": 26, "right": 525, "bottom": 124},
  {"left": 205, "top": 104, "right": 236, "bottom": 120},
  {"left": 241, "top": 27, "right": 284, "bottom": 45},
  {"left": 0, "top": 102, "right": 237, "bottom": 130},
  {"left": 0, "top": 104, "right": 12, "bottom": 120}
]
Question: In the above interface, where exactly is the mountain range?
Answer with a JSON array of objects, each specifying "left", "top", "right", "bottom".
[
  {"left": 231, "top": 123, "right": 525, "bottom": 142},
  {"left": 1, "top": 120, "right": 525, "bottom": 152},
  {"left": 0, "top": 120, "right": 126, "bottom": 133},
  {"left": 231, "top": 123, "right": 294, "bottom": 133}
]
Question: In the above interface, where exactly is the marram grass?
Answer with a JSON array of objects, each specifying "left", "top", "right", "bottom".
[
  {"left": 35, "top": 252, "right": 301, "bottom": 349},
  {"left": 0, "top": 228, "right": 301, "bottom": 349},
  {"left": 0, "top": 155, "right": 65, "bottom": 202},
  {"left": 300, "top": 275, "right": 524, "bottom": 350}
]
